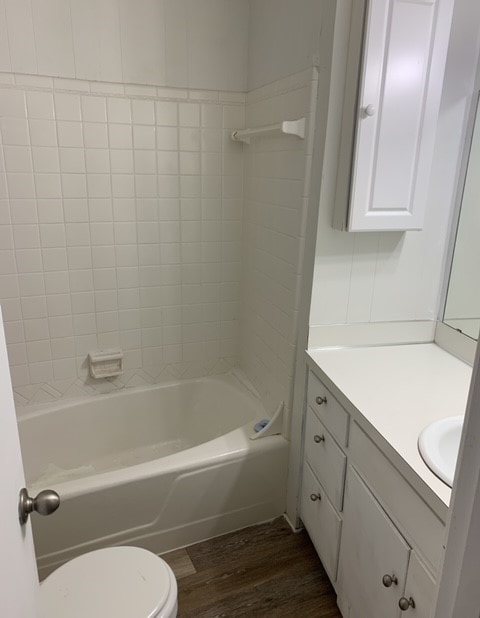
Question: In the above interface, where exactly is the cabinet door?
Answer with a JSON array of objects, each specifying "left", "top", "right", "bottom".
[
  {"left": 337, "top": 467, "right": 410, "bottom": 618},
  {"left": 342, "top": 0, "right": 453, "bottom": 231},
  {"left": 402, "top": 553, "right": 437, "bottom": 618},
  {"left": 301, "top": 462, "right": 342, "bottom": 583}
]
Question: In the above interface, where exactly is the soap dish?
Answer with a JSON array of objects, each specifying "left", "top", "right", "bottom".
[{"left": 88, "top": 349, "right": 123, "bottom": 379}]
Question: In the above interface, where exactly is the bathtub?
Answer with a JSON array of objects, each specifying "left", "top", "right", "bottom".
[{"left": 17, "top": 373, "right": 288, "bottom": 579}]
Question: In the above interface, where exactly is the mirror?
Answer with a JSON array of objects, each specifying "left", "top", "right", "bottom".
[{"left": 444, "top": 94, "right": 480, "bottom": 341}]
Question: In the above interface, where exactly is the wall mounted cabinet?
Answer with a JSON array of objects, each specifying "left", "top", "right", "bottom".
[{"left": 334, "top": 0, "right": 454, "bottom": 232}]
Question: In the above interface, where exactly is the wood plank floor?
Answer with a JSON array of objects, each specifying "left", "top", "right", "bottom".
[{"left": 162, "top": 518, "right": 342, "bottom": 617}]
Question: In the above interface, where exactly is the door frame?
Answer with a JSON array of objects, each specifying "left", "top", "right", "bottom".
[{"left": 434, "top": 338, "right": 480, "bottom": 616}]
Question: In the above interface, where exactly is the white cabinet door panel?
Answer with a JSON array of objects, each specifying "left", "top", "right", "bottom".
[
  {"left": 301, "top": 463, "right": 342, "bottom": 584},
  {"left": 403, "top": 553, "right": 437, "bottom": 618},
  {"left": 346, "top": 0, "right": 453, "bottom": 231},
  {"left": 337, "top": 466, "right": 410, "bottom": 618}
]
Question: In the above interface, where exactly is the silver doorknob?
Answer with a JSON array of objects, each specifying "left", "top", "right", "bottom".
[
  {"left": 399, "top": 597, "right": 415, "bottom": 611},
  {"left": 382, "top": 574, "right": 398, "bottom": 587},
  {"left": 363, "top": 104, "right": 376, "bottom": 117},
  {"left": 19, "top": 488, "right": 60, "bottom": 525},
  {"left": 315, "top": 395, "right": 327, "bottom": 405}
]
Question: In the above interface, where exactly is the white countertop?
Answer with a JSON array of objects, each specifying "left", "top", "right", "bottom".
[{"left": 306, "top": 343, "right": 473, "bottom": 509}]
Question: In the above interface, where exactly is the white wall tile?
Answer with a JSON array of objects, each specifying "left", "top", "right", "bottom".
[
  {"left": 0, "top": 90, "right": 26, "bottom": 117},
  {"left": 57, "top": 121, "right": 83, "bottom": 148},
  {"left": 8, "top": 201, "right": 32, "bottom": 225},
  {"left": 61, "top": 174, "right": 87, "bottom": 198},
  {"left": 59, "top": 148, "right": 85, "bottom": 174},
  {"left": 35, "top": 173, "right": 62, "bottom": 199},
  {"left": 107, "top": 98, "right": 131, "bottom": 124},
  {"left": 156, "top": 102, "right": 178, "bottom": 126},
  {"left": 2, "top": 118, "right": 29, "bottom": 145},
  {"left": 8, "top": 174, "right": 35, "bottom": 199},
  {"left": 3, "top": 147, "right": 32, "bottom": 173},
  {"left": 133, "top": 125, "right": 156, "bottom": 150},
  {"left": 54, "top": 93, "right": 82, "bottom": 121},
  {"left": 84, "top": 123, "right": 109, "bottom": 149},
  {"left": 29, "top": 119, "right": 57, "bottom": 147},
  {"left": 156, "top": 126, "right": 178, "bottom": 151},
  {"left": 81, "top": 96, "right": 107, "bottom": 123},
  {"left": 108, "top": 124, "right": 133, "bottom": 149},
  {"left": 85, "top": 149, "right": 110, "bottom": 174},
  {"left": 132, "top": 99, "right": 155, "bottom": 125},
  {"left": 32, "top": 147, "right": 60, "bottom": 173}
]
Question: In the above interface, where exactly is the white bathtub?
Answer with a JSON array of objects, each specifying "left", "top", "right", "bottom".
[{"left": 17, "top": 373, "right": 288, "bottom": 579}]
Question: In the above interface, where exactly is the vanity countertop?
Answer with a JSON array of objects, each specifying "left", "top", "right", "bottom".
[{"left": 306, "top": 343, "right": 473, "bottom": 512}]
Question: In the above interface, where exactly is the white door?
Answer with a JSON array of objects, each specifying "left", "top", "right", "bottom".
[
  {"left": 0, "top": 307, "right": 40, "bottom": 618},
  {"left": 337, "top": 466, "right": 410, "bottom": 618},
  {"left": 340, "top": 0, "right": 454, "bottom": 231}
]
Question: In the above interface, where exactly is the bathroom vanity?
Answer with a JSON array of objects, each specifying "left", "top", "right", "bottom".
[{"left": 300, "top": 343, "right": 472, "bottom": 617}]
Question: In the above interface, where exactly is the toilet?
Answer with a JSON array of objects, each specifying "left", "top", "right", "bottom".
[{"left": 39, "top": 546, "right": 178, "bottom": 617}]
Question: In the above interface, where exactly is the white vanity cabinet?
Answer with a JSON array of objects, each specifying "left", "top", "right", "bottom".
[
  {"left": 334, "top": 0, "right": 454, "bottom": 231},
  {"left": 301, "top": 368, "right": 443, "bottom": 618}
]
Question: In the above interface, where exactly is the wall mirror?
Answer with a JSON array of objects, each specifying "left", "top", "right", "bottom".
[{"left": 444, "top": 94, "right": 480, "bottom": 341}]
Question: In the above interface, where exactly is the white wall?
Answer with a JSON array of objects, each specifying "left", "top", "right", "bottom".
[
  {"left": 247, "top": 0, "right": 323, "bottom": 90},
  {"left": 0, "top": 0, "right": 249, "bottom": 92},
  {"left": 309, "top": 0, "right": 478, "bottom": 331}
]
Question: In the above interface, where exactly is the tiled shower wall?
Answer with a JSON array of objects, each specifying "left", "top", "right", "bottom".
[
  {"left": 239, "top": 69, "right": 317, "bottom": 423},
  {"left": 0, "top": 74, "right": 245, "bottom": 406}
]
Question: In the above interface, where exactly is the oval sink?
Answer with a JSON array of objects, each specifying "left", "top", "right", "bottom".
[{"left": 418, "top": 416, "right": 463, "bottom": 488}]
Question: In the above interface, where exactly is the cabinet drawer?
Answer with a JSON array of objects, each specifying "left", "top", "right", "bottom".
[
  {"left": 307, "top": 370, "right": 349, "bottom": 446},
  {"left": 301, "top": 462, "right": 342, "bottom": 583},
  {"left": 305, "top": 408, "right": 346, "bottom": 511},
  {"left": 349, "top": 421, "right": 445, "bottom": 573}
]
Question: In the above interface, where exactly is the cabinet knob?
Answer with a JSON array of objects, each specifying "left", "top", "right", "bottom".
[
  {"left": 363, "top": 104, "right": 376, "bottom": 117},
  {"left": 315, "top": 395, "right": 327, "bottom": 405},
  {"left": 382, "top": 574, "right": 398, "bottom": 588},
  {"left": 399, "top": 597, "right": 415, "bottom": 611},
  {"left": 314, "top": 434, "right": 325, "bottom": 444},
  {"left": 310, "top": 492, "right": 321, "bottom": 502}
]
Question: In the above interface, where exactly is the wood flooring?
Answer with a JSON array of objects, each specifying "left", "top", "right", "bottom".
[{"left": 162, "top": 518, "right": 342, "bottom": 617}]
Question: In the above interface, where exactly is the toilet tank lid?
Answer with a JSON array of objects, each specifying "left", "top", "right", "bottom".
[{"left": 39, "top": 546, "right": 175, "bottom": 618}]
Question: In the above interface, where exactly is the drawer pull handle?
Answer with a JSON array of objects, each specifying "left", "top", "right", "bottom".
[
  {"left": 399, "top": 597, "right": 415, "bottom": 611},
  {"left": 315, "top": 395, "right": 327, "bottom": 405},
  {"left": 314, "top": 434, "right": 325, "bottom": 444},
  {"left": 382, "top": 574, "right": 398, "bottom": 588},
  {"left": 310, "top": 492, "right": 321, "bottom": 502}
]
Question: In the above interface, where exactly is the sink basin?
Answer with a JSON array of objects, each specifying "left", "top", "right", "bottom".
[{"left": 418, "top": 416, "right": 463, "bottom": 487}]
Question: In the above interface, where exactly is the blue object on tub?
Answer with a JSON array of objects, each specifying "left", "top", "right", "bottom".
[{"left": 254, "top": 419, "right": 270, "bottom": 433}]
